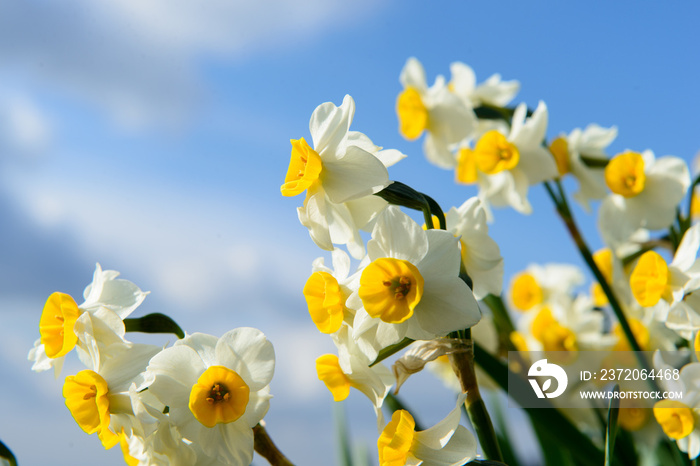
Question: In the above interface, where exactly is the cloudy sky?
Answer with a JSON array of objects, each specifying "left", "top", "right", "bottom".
[{"left": 1, "top": 1, "right": 699, "bottom": 465}]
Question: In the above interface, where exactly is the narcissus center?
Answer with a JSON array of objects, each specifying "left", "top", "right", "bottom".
[
  {"left": 280, "top": 137, "right": 323, "bottom": 197},
  {"left": 40, "top": 292, "right": 81, "bottom": 359},
  {"left": 605, "top": 151, "right": 646, "bottom": 197},
  {"left": 474, "top": 130, "right": 520, "bottom": 175},
  {"left": 396, "top": 87, "right": 428, "bottom": 140},
  {"left": 654, "top": 400, "right": 695, "bottom": 440},
  {"left": 189, "top": 366, "right": 250, "bottom": 428},
  {"left": 359, "top": 258, "right": 424, "bottom": 324}
]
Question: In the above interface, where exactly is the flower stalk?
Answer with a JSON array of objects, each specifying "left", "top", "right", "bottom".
[
  {"left": 543, "top": 180, "right": 659, "bottom": 389},
  {"left": 448, "top": 329, "right": 503, "bottom": 462},
  {"left": 253, "top": 422, "right": 295, "bottom": 466}
]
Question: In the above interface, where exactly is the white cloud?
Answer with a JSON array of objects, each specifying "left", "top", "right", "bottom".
[
  {"left": 0, "top": 91, "right": 51, "bottom": 158},
  {"left": 0, "top": 0, "right": 386, "bottom": 128}
]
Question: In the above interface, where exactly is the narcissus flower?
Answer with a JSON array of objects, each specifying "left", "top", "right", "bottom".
[
  {"left": 548, "top": 124, "right": 618, "bottom": 211},
  {"left": 599, "top": 150, "right": 690, "bottom": 246},
  {"left": 397, "top": 57, "right": 476, "bottom": 169},
  {"left": 282, "top": 95, "right": 404, "bottom": 258},
  {"left": 29, "top": 263, "right": 148, "bottom": 376},
  {"left": 62, "top": 337, "right": 160, "bottom": 450},
  {"left": 145, "top": 328, "right": 274, "bottom": 465},
  {"left": 377, "top": 394, "right": 476, "bottom": 466},
  {"left": 348, "top": 207, "right": 481, "bottom": 360},
  {"left": 459, "top": 102, "right": 558, "bottom": 215}
]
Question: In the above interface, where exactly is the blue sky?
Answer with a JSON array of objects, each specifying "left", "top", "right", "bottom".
[{"left": 0, "top": 1, "right": 699, "bottom": 465}]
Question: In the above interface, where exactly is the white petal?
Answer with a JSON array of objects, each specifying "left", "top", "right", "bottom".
[
  {"left": 418, "top": 230, "right": 461, "bottom": 281},
  {"left": 147, "top": 345, "right": 205, "bottom": 406},
  {"left": 177, "top": 332, "right": 219, "bottom": 367},
  {"left": 517, "top": 145, "right": 558, "bottom": 186},
  {"left": 216, "top": 327, "right": 275, "bottom": 391},
  {"left": 243, "top": 386, "right": 272, "bottom": 428},
  {"left": 449, "top": 62, "right": 476, "bottom": 98},
  {"left": 414, "top": 426, "right": 477, "bottom": 466},
  {"left": 415, "top": 276, "right": 481, "bottom": 336},
  {"left": 427, "top": 88, "right": 476, "bottom": 145},
  {"left": 195, "top": 418, "right": 254, "bottom": 465},
  {"left": 367, "top": 207, "right": 428, "bottom": 262},
  {"left": 298, "top": 193, "right": 333, "bottom": 251},
  {"left": 423, "top": 133, "right": 458, "bottom": 169},
  {"left": 309, "top": 95, "right": 354, "bottom": 159},
  {"left": 400, "top": 57, "right": 428, "bottom": 92},
  {"left": 673, "top": 224, "right": 700, "bottom": 271},
  {"left": 321, "top": 145, "right": 389, "bottom": 203},
  {"left": 415, "top": 393, "right": 467, "bottom": 449}
]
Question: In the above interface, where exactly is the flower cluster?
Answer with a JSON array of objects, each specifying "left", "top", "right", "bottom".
[
  {"left": 25, "top": 55, "right": 700, "bottom": 466},
  {"left": 29, "top": 265, "right": 275, "bottom": 465},
  {"left": 285, "top": 56, "right": 700, "bottom": 466}
]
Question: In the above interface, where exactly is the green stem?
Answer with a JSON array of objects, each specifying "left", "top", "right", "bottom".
[
  {"left": 253, "top": 423, "right": 295, "bottom": 466},
  {"left": 544, "top": 181, "right": 659, "bottom": 389},
  {"left": 448, "top": 329, "right": 503, "bottom": 462},
  {"left": 544, "top": 183, "right": 635, "bottom": 348}
]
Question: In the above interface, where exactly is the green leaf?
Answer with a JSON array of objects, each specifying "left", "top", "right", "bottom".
[
  {"left": 124, "top": 313, "right": 185, "bottom": 339},
  {"left": 0, "top": 439, "right": 17, "bottom": 466},
  {"left": 374, "top": 181, "right": 445, "bottom": 230},
  {"left": 579, "top": 154, "right": 609, "bottom": 168},
  {"left": 333, "top": 403, "right": 353, "bottom": 466},
  {"left": 605, "top": 384, "right": 621, "bottom": 466},
  {"left": 369, "top": 337, "right": 414, "bottom": 366}
]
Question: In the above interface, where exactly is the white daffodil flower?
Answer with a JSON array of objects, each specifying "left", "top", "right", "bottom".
[
  {"left": 377, "top": 393, "right": 476, "bottom": 466},
  {"left": 145, "top": 328, "right": 274, "bottom": 465},
  {"left": 549, "top": 124, "right": 618, "bottom": 211},
  {"left": 29, "top": 263, "right": 148, "bottom": 376},
  {"left": 397, "top": 57, "right": 476, "bottom": 169},
  {"left": 599, "top": 150, "right": 690, "bottom": 246},
  {"left": 348, "top": 207, "right": 481, "bottom": 360},
  {"left": 62, "top": 331, "right": 161, "bottom": 451},
  {"left": 628, "top": 224, "right": 700, "bottom": 331},
  {"left": 443, "top": 197, "right": 504, "bottom": 300},
  {"left": 316, "top": 324, "right": 394, "bottom": 428},
  {"left": 456, "top": 101, "right": 558, "bottom": 216},
  {"left": 653, "top": 354, "right": 700, "bottom": 459},
  {"left": 282, "top": 95, "right": 404, "bottom": 259},
  {"left": 302, "top": 248, "right": 358, "bottom": 335}
]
